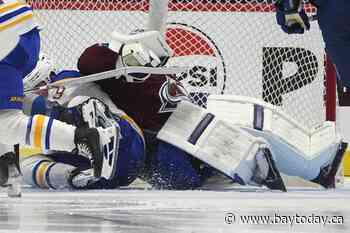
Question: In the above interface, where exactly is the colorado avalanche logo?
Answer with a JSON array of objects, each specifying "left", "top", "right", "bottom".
[{"left": 158, "top": 77, "right": 189, "bottom": 113}]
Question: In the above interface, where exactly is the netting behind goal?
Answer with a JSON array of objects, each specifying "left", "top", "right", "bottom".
[{"left": 29, "top": 0, "right": 334, "bottom": 129}]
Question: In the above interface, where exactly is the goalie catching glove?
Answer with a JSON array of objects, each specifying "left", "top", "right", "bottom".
[{"left": 275, "top": 0, "right": 310, "bottom": 34}]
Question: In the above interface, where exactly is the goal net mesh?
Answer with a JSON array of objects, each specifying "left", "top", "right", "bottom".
[{"left": 29, "top": 0, "right": 327, "bottom": 129}]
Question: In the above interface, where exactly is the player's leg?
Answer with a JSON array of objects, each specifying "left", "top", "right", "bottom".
[
  {"left": 157, "top": 101, "right": 287, "bottom": 191},
  {"left": 35, "top": 97, "right": 147, "bottom": 190},
  {"left": 21, "top": 153, "right": 77, "bottom": 189},
  {"left": 142, "top": 140, "right": 215, "bottom": 190},
  {"left": 0, "top": 143, "right": 21, "bottom": 196},
  {"left": 317, "top": 0, "right": 350, "bottom": 87},
  {"left": 22, "top": 115, "right": 146, "bottom": 190}
]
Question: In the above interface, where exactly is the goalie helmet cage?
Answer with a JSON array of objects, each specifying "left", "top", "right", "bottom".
[{"left": 29, "top": 0, "right": 337, "bottom": 129}]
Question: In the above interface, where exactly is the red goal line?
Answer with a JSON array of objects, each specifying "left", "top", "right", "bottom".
[{"left": 28, "top": 1, "right": 316, "bottom": 13}]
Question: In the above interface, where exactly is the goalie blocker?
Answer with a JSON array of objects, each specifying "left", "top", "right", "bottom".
[{"left": 157, "top": 101, "right": 287, "bottom": 191}]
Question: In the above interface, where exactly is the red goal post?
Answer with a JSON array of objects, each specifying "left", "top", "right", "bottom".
[{"left": 29, "top": 0, "right": 337, "bottom": 129}]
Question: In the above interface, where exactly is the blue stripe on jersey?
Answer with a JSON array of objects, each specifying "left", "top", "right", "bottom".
[
  {"left": 26, "top": 116, "right": 33, "bottom": 145},
  {"left": 45, "top": 163, "right": 56, "bottom": 189},
  {"left": 0, "top": 6, "right": 32, "bottom": 23},
  {"left": 32, "top": 160, "right": 44, "bottom": 187},
  {"left": 45, "top": 118, "right": 54, "bottom": 150}
]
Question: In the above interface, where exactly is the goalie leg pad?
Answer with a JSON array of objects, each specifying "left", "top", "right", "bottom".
[
  {"left": 157, "top": 101, "right": 269, "bottom": 184},
  {"left": 207, "top": 95, "right": 344, "bottom": 182},
  {"left": 244, "top": 127, "right": 342, "bottom": 181}
]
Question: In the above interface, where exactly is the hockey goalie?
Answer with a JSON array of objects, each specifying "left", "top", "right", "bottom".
[{"left": 21, "top": 30, "right": 346, "bottom": 192}]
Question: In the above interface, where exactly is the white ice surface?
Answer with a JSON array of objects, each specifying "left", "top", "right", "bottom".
[{"left": 0, "top": 181, "right": 350, "bottom": 233}]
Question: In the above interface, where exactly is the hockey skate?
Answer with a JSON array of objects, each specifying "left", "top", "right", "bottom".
[
  {"left": 0, "top": 151, "right": 22, "bottom": 197},
  {"left": 252, "top": 148, "right": 287, "bottom": 192},
  {"left": 71, "top": 97, "right": 120, "bottom": 180},
  {"left": 68, "top": 168, "right": 101, "bottom": 189},
  {"left": 74, "top": 127, "right": 104, "bottom": 178},
  {"left": 311, "top": 142, "right": 348, "bottom": 189}
]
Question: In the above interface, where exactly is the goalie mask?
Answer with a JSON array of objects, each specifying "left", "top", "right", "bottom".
[
  {"left": 23, "top": 53, "right": 58, "bottom": 91},
  {"left": 109, "top": 30, "right": 173, "bottom": 82}
]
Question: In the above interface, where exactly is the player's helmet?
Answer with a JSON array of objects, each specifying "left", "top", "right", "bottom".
[{"left": 23, "top": 53, "right": 58, "bottom": 91}]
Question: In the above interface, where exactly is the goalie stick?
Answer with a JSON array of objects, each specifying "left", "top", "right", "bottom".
[{"left": 24, "top": 66, "right": 187, "bottom": 94}]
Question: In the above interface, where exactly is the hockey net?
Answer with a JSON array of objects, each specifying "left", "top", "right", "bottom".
[{"left": 28, "top": 0, "right": 335, "bottom": 130}]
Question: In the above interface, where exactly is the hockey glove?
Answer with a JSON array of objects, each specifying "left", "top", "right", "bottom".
[
  {"left": 275, "top": 0, "right": 310, "bottom": 34},
  {"left": 121, "top": 42, "right": 162, "bottom": 68},
  {"left": 119, "top": 42, "right": 163, "bottom": 82}
]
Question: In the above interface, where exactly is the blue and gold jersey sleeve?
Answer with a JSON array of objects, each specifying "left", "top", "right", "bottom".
[{"left": 0, "top": 0, "right": 37, "bottom": 35}]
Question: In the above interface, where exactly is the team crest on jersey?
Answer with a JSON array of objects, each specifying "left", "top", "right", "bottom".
[{"left": 158, "top": 77, "right": 189, "bottom": 113}]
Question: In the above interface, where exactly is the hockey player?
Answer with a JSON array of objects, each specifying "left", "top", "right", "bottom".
[
  {"left": 21, "top": 57, "right": 146, "bottom": 190},
  {"left": 21, "top": 51, "right": 283, "bottom": 191},
  {"left": 275, "top": 0, "right": 350, "bottom": 87},
  {"left": 0, "top": 1, "right": 115, "bottom": 195},
  {"left": 76, "top": 30, "right": 346, "bottom": 191}
]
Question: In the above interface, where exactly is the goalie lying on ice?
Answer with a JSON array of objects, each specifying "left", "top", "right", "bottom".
[
  {"left": 21, "top": 29, "right": 346, "bottom": 191},
  {"left": 75, "top": 30, "right": 346, "bottom": 191}
]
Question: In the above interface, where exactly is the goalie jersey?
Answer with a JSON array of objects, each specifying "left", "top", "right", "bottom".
[
  {"left": 77, "top": 44, "right": 214, "bottom": 190},
  {"left": 78, "top": 43, "right": 189, "bottom": 133}
]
